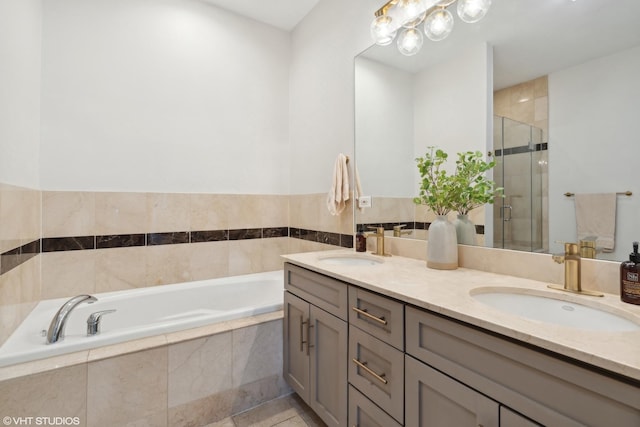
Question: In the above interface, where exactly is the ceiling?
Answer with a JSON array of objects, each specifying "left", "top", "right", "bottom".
[
  {"left": 360, "top": 0, "right": 640, "bottom": 90},
  {"left": 200, "top": 0, "right": 320, "bottom": 31}
]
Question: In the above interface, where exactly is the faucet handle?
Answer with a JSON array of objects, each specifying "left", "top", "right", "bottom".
[
  {"left": 367, "top": 226, "right": 384, "bottom": 234},
  {"left": 393, "top": 224, "right": 407, "bottom": 231},
  {"left": 87, "top": 309, "right": 117, "bottom": 336}
]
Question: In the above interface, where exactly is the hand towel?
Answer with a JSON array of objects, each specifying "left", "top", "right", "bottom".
[
  {"left": 355, "top": 163, "right": 364, "bottom": 212},
  {"left": 327, "top": 154, "right": 350, "bottom": 216},
  {"left": 574, "top": 193, "right": 617, "bottom": 252}
]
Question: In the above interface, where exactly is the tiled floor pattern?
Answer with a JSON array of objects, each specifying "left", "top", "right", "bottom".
[{"left": 205, "top": 393, "right": 326, "bottom": 427}]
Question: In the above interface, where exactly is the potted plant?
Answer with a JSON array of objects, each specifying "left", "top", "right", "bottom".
[
  {"left": 413, "top": 147, "right": 459, "bottom": 270},
  {"left": 450, "top": 151, "right": 502, "bottom": 245}
]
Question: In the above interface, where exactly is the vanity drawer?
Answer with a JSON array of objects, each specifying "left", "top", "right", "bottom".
[
  {"left": 349, "top": 385, "right": 402, "bottom": 427},
  {"left": 348, "top": 325, "right": 404, "bottom": 424},
  {"left": 349, "top": 286, "right": 404, "bottom": 350},
  {"left": 285, "top": 263, "right": 348, "bottom": 321}
]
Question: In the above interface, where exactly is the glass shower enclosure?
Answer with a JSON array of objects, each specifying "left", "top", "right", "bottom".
[{"left": 493, "top": 116, "right": 547, "bottom": 253}]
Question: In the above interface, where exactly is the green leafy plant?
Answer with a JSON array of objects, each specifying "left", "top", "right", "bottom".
[
  {"left": 413, "top": 147, "right": 457, "bottom": 216},
  {"left": 413, "top": 147, "right": 502, "bottom": 216},
  {"left": 450, "top": 150, "right": 503, "bottom": 215}
]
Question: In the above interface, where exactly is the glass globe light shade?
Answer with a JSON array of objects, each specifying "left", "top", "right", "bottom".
[
  {"left": 424, "top": 8, "right": 454, "bottom": 41},
  {"left": 370, "top": 15, "right": 397, "bottom": 46},
  {"left": 399, "top": 0, "right": 428, "bottom": 28},
  {"left": 397, "top": 27, "right": 423, "bottom": 56},
  {"left": 457, "top": 0, "right": 492, "bottom": 24}
]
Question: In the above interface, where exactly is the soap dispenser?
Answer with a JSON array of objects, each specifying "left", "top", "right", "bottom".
[
  {"left": 620, "top": 241, "right": 640, "bottom": 305},
  {"left": 355, "top": 226, "right": 367, "bottom": 253}
]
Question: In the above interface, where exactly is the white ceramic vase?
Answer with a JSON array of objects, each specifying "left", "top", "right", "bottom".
[
  {"left": 453, "top": 214, "right": 476, "bottom": 246},
  {"left": 427, "top": 215, "right": 458, "bottom": 270}
]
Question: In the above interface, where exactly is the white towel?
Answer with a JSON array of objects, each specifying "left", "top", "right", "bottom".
[
  {"left": 327, "top": 153, "right": 350, "bottom": 216},
  {"left": 354, "top": 163, "right": 364, "bottom": 212},
  {"left": 574, "top": 193, "right": 617, "bottom": 252}
]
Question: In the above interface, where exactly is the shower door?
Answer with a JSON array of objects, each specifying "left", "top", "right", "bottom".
[{"left": 493, "top": 116, "right": 546, "bottom": 252}]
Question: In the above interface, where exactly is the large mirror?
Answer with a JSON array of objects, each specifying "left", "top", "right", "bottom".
[{"left": 355, "top": 0, "right": 640, "bottom": 261}]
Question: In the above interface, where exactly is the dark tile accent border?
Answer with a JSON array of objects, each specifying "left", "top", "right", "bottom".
[
  {"left": 191, "top": 230, "right": 229, "bottom": 243},
  {"left": 0, "top": 239, "right": 41, "bottom": 275},
  {"left": 42, "top": 236, "right": 95, "bottom": 252},
  {"left": 97, "top": 234, "right": 146, "bottom": 249},
  {"left": 289, "top": 227, "right": 353, "bottom": 249},
  {"left": 229, "top": 228, "right": 262, "bottom": 240},
  {"left": 494, "top": 142, "right": 548, "bottom": 157},
  {"left": 1, "top": 225, "right": 347, "bottom": 277},
  {"left": 147, "top": 232, "right": 190, "bottom": 246},
  {"left": 358, "top": 221, "right": 485, "bottom": 235}
]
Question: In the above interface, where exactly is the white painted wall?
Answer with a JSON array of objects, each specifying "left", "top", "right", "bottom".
[
  {"left": 289, "top": 0, "right": 373, "bottom": 194},
  {"left": 355, "top": 57, "right": 414, "bottom": 198},
  {"left": 0, "top": 0, "right": 42, "bottom": 188},
  {"left": 413, "top": 42, "right": 491, "bottom": 181},
  {"left": 40, "top": 0, "right": 290, "bottom": 194},
  {"left": 549, "top": 45, "right": 640, "bottom": 260}
]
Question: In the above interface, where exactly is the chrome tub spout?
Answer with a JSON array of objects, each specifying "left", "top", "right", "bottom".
[{"left": 46, "top": 294, "right": 97, "bottom": 344}]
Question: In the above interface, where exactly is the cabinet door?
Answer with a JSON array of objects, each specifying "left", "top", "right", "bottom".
[
  {"left": 349, "top": 385, "right": 402, "bottom": 427},
  {"left": 406, "top": 355, "right": 499, "bottom": 427},
  {"left": 283, "top": 291, "right": 310, "bottom": 403},
  {"left": 309, "top": 304, "right": 348, "bottom": 427},
  {"left": 501, "top": 407, "right": 542, "bottom": 427}
]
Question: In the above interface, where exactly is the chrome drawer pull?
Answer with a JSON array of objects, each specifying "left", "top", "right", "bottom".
[
  {"left": 352, "top": 307, "right": 387, "bottom": 325},
  {"left": 352, "top": 358, "right": 388, "bottom": 384}
]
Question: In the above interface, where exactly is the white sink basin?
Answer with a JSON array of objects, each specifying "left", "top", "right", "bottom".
[
  {"left": 318, "top": 254, "right": 383, "bottom": 266},
  {"left": 471, "top": 288, "right": 640, "bottom": 332}
]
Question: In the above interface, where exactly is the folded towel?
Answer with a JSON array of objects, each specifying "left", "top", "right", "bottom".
[
  {"left": 575, "top": 193, "right": 617, "bottom": 252},
  {"left": 354, "top": 163, "right": 364, "bottom": 212},
  {"left": 327, "top": 154, "right": 350, "bottom": 216}
]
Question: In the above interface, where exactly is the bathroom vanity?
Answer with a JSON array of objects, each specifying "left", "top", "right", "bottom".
[{"left": 282, "top": 251, "right": 640, "bottom": 427}]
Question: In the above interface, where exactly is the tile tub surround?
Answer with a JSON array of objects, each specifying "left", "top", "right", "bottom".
[
  {"left": 284, "top": 250, "right": 640, "bottom": 383},
  {"left": 0, "top": 312, "right": 290, "bottom": 427}
]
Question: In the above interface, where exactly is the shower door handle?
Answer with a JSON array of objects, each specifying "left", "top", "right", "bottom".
[{"left": 501, "top": 205, "right": 512, "bottom": 222}]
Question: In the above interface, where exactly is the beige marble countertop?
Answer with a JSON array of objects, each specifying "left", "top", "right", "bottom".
[{"left": 282, "top": 249, "right": 640, "bottom": 383}]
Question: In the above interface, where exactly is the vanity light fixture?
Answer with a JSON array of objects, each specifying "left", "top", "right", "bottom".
[{"left": 371, "top": 0, "right": 492, "bottom": 56}]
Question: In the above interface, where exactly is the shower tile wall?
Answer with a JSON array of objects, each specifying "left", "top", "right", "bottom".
[{"left": 494, "top": 76, "right": 549, "bottom": 251}]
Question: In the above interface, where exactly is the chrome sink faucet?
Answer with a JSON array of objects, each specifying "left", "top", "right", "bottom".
[
  {"left": 46, "top": 294, "right": 97, "bottom": 344},
  {"left": 548, "top": 243, "right": 603, "bottom": 297}
]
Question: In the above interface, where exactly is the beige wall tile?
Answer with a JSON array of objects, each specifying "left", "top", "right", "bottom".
[
  {"left": 228, "top": 239, "right": 264, "bottom": 276},
  {"left": 0, "top": 364, "right": 87, "bottom": 422},
  {"left": 41, "top": 250, "right": 96, "bottom": 299},
  {"left": 189, "top": 241, "right": 230, "bottom": 281},
  {"left": 190, "top": 194, "right": 232, "bottom": 231},
  {"left": 87, "top": 347, "right": 168, "bottom": 427},
  {"left": 168, "top": 332, "right": 233, "bottom": 408},
  {"left": 232, "top": 320, "right": 283, "bottom": 388},
  {"left": 0, "top": 266, "right": 23, "bottom": 346},
  {"left": 148, "top": 192, "right": 190, "bottom": 233},
  {"left": 42, "top": 191, "right": 95, "bottom": 238},
  {"left": 95, "top": 192, "right": 148, "bottom": 235},
  {"left": 257, "top": 195, "right": 289, "bottom": 228},
  {"left": 227, "top": 195, "right": 263, "bottom": 230},
  {"left": 261, "top": 237, "right": 289, "bottom": 272},
  {"left": 533, "top": 75, "right": 548, "bottom": 98},
  {"left": 0, "top": 184, "right": 41, "bottom": 252},
  {"left": 146, "top": 244, "right": 193, "bottom": 286},
  {"left": 95, "top": 246, "right": 147, "bottom": 293}
]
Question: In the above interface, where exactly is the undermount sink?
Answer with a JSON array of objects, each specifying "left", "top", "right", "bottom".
[
  {"left": 318, "top": 253, "right": 383, "bottom": 266},
  {"left": 471, "top": 287, "right": 640, "bottom": 332}
]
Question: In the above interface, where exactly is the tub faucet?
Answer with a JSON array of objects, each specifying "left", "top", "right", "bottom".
[
  {"left": 46, "top": 294, "right": 97, "bottom": 344},
  {"left": 547, "top": 243, "right": 603, "bottom": 297}
]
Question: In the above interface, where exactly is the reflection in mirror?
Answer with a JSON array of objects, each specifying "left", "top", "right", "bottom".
[{"left": 355, "top": 0, "right": 640, "bottom": 261}]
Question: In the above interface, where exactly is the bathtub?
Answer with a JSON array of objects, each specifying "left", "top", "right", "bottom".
[{"left": 0, "top": 270, "right": 284, "bottom": 368}]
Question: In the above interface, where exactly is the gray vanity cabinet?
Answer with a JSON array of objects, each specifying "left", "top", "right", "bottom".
[
  {"left": 283, "top": 264, "right": 348, "bottom": 427},
  {"left": 405, "top": 355, "right": 499, "bottom": 427}
]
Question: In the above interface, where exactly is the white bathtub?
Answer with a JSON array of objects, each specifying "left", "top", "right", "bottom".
[{"left": 0, "top": 270, "right": 284, "bottom": 368}]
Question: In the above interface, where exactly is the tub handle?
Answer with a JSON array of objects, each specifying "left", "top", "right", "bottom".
[{"left": 87, "top": 309, "right": 117, "bottom": 336}]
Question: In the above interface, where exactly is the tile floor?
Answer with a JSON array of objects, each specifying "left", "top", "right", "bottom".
[{"left": 205, "top": 393, "right": 326, "bottom": 427}]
